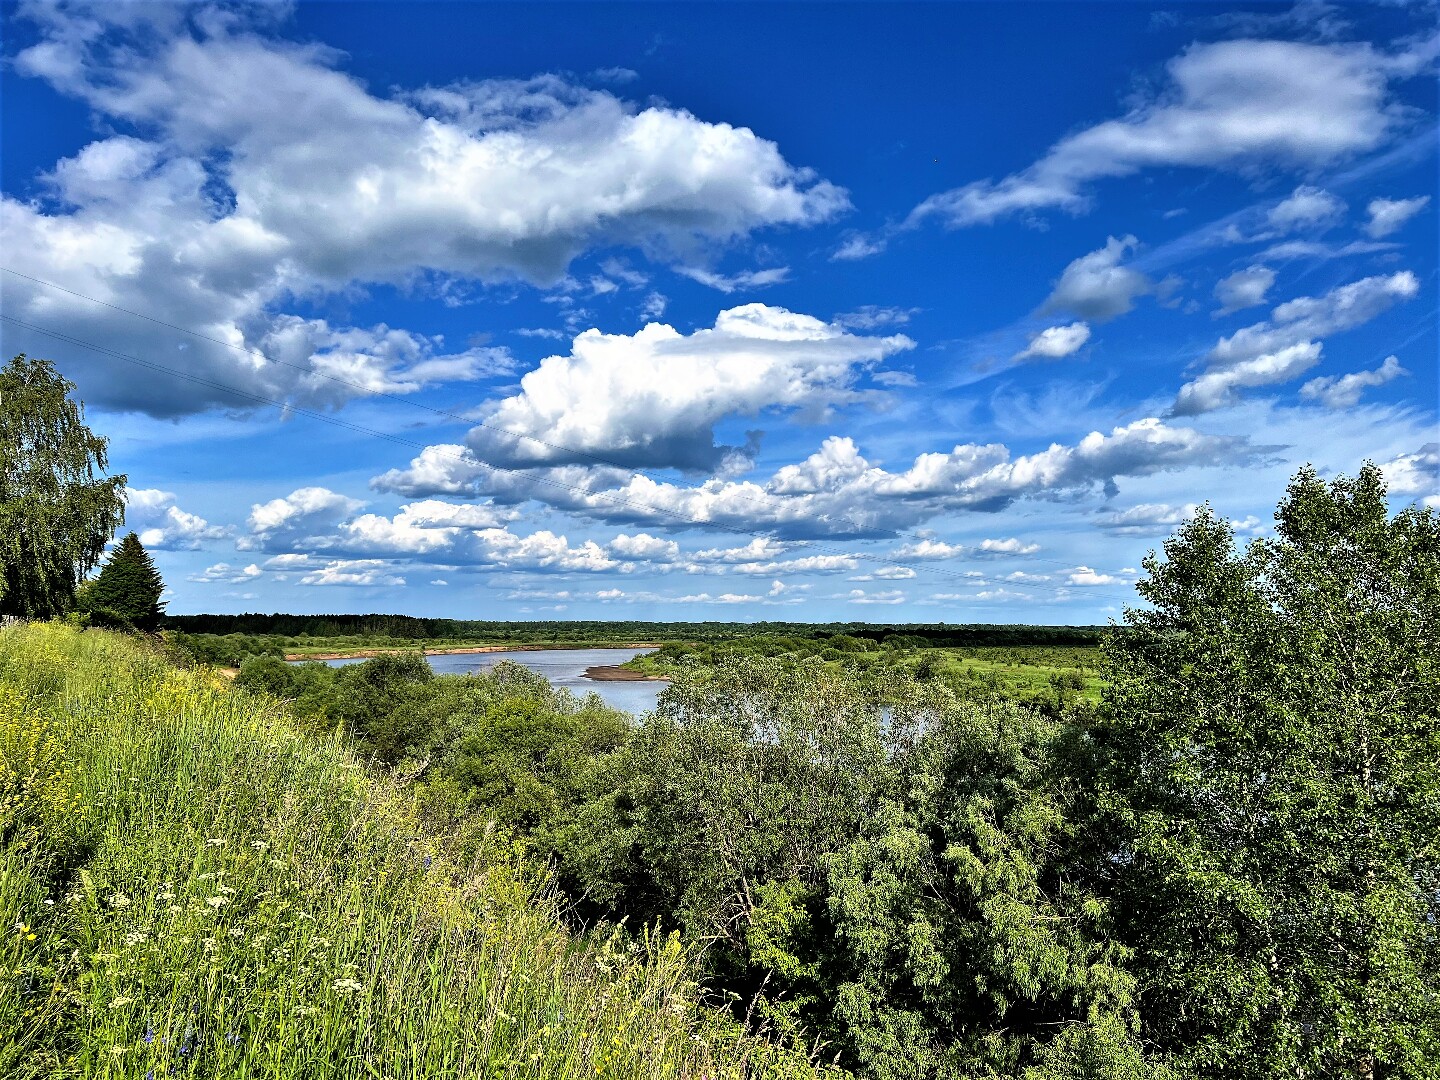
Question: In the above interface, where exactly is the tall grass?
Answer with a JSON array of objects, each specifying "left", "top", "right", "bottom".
[{"left": 0, "top": 623, "right": 840, "bottom": 1079}]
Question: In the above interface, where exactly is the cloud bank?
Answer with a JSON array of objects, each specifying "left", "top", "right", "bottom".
[{"left": 2, "top": 3, "right": 847, "bottom": 415}]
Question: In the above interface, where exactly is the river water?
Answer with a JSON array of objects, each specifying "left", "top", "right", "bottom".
[{"left": 311, "top": 647, "right": 667, "bottom": 714}]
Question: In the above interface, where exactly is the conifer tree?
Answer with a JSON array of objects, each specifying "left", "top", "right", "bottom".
[{"left": 80, "top": 532, "right": 167, "bottom": 631}]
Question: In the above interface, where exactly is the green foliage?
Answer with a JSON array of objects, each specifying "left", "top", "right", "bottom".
[
  {"left": 75, "top": 531, "right": 167, "bottom": 631},
  {"left": 819, "top": 700, "right": 1153, "bottom": 1079},
  {"left": 1100, "top": 464, "right": 1440, "bottom": 1077},
  {"left": 0, "top": 354, "right": 126, "bottom": 619},
  {"left": 547, "top": 659, "right": 1160, "bottom": 1077},
  {"left": 170, "top": 630, "right": 286, "bottom": 667},
  {"left": 0, "top": 622, "right": 841, "bottom": 1080},
  {"left": 450, "top": 695, "right": 631, "bottom": 835}
]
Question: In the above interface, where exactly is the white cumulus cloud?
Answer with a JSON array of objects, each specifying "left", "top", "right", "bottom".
[
  {"left": 1379, "top": 444, "right": 1438, "bottom": 498},
  {"left": 1094, "top": 502, "right": 1200, "bottom": 536},
  {"left": 1041, "top": 237, "right": 1151, "bottom": 321},
  {"left": 1066, "top": 566, "right": 1132, "bottom": 586},
  {"left": 123, "top": 488, "right": 228, "bottom": 550},
  {"left": 1214, "top": 266, "right": 1277, "bottom": 316},
  {"left": 298, "top": 560, "right": 407, "bottom": 588},
  {"left": 1300, "top": 355, "right": 1408, "bottom": 408},
  {"left": 1173, "top": 271, "right": 1419, "bottom": 414},
  {"left": 1364, "top": 195, "right": 1431, "bottom": 238},
  {"left": 443, "top": 420, "right": 1265, "bottom": 540},
  {"left": 1, "top": 4, "right": 846, "bottom": 416},
  {"left": 845, "top": 588, "right": 907, "bottom": 606},
  {"left": 461, "top": 304, "right": 913, "bottom": 474},
  {"left": 188, "top": 562, "right": 262, "bottom": 584},
  {"left": 1015, "top": 321, "right": 1092, "bottom": 361},
  {"left": 1265, "top": 185, "right": 1345, "bottom": 232}
]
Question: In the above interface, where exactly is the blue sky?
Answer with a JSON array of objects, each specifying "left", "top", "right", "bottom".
[{"left": 2, "top": 0, "right": 1435, "bottom": 623}]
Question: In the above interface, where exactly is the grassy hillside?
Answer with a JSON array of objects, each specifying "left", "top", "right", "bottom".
[{"left": 0, "top": 623, "right": 840, "bottom": 1079}]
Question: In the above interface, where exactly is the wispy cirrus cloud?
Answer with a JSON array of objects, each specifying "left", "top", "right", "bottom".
[{"left": 907, "top": 36, "right": 1434, "bottom": 228}]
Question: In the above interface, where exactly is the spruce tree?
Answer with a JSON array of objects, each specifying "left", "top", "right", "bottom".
[{"left": 81, "top": 532, "right": 167, "bottom": 631}]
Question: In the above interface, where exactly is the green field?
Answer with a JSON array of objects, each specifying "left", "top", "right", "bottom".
[{"left": 623, "top": 639, "right": 1106, "bottom": 708}]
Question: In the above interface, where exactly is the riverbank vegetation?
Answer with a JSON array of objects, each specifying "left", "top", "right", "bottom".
[
  {"left": 162, "top": 620, "right": 1107, "bottom": 670},
  {"left": 623, "top": 638, "right": 1103, "bottom": 712},
  {"left": 174, "top": 466, "right": 1440, "bottom": 1078}
]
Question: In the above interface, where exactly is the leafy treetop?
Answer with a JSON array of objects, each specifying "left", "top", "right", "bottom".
[{"left": 0, "top": 354, "right": 126, "bottom": 619}]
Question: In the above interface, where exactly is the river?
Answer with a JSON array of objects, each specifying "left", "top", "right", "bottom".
[{"left": 308, "top": 647, "right": 667, "bottom": 714}]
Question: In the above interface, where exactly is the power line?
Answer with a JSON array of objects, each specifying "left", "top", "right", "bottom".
[{"left": 0, "top": 311, "right": 1141, "bottom": 603}]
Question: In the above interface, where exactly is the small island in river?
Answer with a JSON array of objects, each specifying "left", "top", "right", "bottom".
[{"left": 583, "top": 664, "right": 669, "bottom": 682}]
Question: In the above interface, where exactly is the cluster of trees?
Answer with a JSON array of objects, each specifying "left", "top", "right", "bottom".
[
  {"left": 166, "top": 611, "right": 1107, "bottom": 648},
  {"left": 166, "top": 631, "right": 287, "bottom": 668},
  {"left": 232, "top": 466, "right": 1438, "bottom": 1079},
  {"left": 1, "top": 354, "right": 165, "bottom": 629}
]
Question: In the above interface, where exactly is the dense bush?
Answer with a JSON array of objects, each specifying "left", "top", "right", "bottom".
[
  {"left": 162, "top": 615, "right": 1109, "bottom": 649},
  {"left": 237, "top": 650, "right": 1152, "bottom": 1075}
]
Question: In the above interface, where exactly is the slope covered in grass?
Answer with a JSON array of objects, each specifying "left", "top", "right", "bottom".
[{"left": 0, "top": 623, "right": 840, "bottom": 1079}]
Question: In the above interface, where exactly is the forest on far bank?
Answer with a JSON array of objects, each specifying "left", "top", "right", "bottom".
[
  {"left": 157, "top": 613, "right": 1105, "bottom": 673},
  {"left": 161, "top": 614, "right": 1107, "bottom": 662}
]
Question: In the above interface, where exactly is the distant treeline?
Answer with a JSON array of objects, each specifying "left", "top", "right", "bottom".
[{"left": 160, "top": 612, "right": 1110, "bottom": 648}]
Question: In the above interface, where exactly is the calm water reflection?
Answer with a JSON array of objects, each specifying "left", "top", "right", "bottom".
[{"left": 311, "top": 648, "right": 667, "bottom": 714}]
